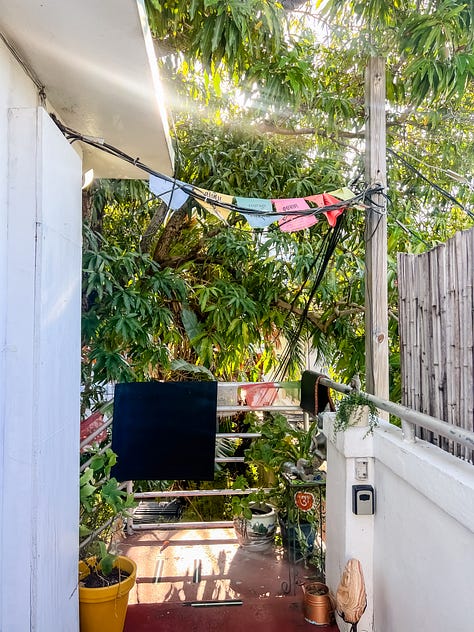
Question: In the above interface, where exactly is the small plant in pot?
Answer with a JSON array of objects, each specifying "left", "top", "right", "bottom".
[
  {"left": 79, "top": 446, "right": 136, "bottom": 632},
  {"left": 241, "top": 412, "right": 325, "bottom": 564},
  {"left": 231, "top": 475, "right": 277, "bottom": 551},
  {"left": 334, "top": 390, "right": 379, "bottom": 436},
  {"left": 273, "top": 481, "right": 322, "bottom": 569}
]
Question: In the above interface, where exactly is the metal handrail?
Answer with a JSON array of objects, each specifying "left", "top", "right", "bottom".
[
  {"left": 318, "top": 376, "right": 474, "bottom": 451},
  {"left": 79, "top": 378, "right": 473, "bottom": 538},
  {"left": 132, "top": 521, "right": 234, "bottom": 530},
  {"left": 133, "top": 488, "right": 273, "bottom": 499},
  {"left": 80, "top": 417, "right": 113, "bottom": 450},
  {"left": 218, "top": 405, "right": 300, "bottom": 413},
  {"left": 80, "top": 442, "right": 113, "bottom": 473}
]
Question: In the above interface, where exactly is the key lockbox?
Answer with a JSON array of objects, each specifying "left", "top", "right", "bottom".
[{"left": 352, "top": 484, "right": 375, "bottom": 515}]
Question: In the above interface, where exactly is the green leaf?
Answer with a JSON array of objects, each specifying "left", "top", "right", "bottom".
[
  {"left": 98, "top": 542, "right": 117, "bottom": 576},
  {"left": 79, "top": 523, "right": 92, "bottom": 538}
]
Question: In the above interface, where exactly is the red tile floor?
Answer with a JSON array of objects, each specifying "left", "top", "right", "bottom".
[{"left": 120, "top": 527, "right": 339, "bottom": 631}]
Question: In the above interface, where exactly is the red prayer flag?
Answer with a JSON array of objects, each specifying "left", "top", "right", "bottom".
[{"left": 305, "top": 193, "right": 346, "bottom": 227}]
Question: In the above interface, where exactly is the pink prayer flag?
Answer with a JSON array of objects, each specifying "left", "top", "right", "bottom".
[
  {"left": 278, "top": 214, "right": 318, "bottom": 232},
  {"left": 273, "top": 197, "right": 317, "bottom": 232},
  {"left": 272, "top": 198, "right": 310, "bottom": 213},
  {"left": 305, "top": 194, "right": 325, "bottom": 207}
]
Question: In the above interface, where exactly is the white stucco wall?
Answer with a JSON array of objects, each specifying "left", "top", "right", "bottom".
[
  {"left": 324, "top": 417, "right": 375, "bottom": 631},
  {"left": 1, "top": 39, "right": 82, "bottom": 632},
  {"left": 323, "top": 413, "right": 474, "bottom": 632}
]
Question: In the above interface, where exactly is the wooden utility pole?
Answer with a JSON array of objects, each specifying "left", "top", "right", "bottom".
[{"left": 364, "top": 57, "right": 389, "bottom": 402}]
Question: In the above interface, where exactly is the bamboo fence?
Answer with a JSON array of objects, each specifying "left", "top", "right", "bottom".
[{"left": 398, "top": 227, "right": 474, "bottom": 462}]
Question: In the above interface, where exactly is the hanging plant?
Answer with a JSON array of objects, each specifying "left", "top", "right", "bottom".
[{"left": 334, "top": 391, "right": 379, "bottom": 436}]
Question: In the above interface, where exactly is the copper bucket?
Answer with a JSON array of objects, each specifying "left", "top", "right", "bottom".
[{"left": 302, "top": 582, "right": 332, "bottom": 626}]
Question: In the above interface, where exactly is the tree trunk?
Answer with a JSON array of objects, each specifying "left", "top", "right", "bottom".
[
  {"left": 152, "top": 206, "right": 190, "bottom": 264},
  {"left": 140, "top": 200, "right": 169, "bottom": 254}
]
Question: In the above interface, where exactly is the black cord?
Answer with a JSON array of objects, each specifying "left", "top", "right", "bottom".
[
  {"left": 274, "top": 215, "right": 347, "bottom": 380},
  {"left": 51, "top": 115, "right": 381, "bottom": 219},
  {"left": 387, "top": 148, "right": 474, "bottom": 221},
  {"left": 384, "top": 193, "right": 431, "bottom": 247}
]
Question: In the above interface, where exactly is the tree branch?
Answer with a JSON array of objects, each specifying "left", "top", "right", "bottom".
[
  {"left": 276, "top": 299, "right": 365, "bottom": 333},
  {"left": 152, "top": 207, "right": 190, "bottom": 264},
  {"left": 257, "top": 111, "right": 421, "bottom": 141},
  {"left": 257, "top": 120, "right": 365, "bottom": 139}
]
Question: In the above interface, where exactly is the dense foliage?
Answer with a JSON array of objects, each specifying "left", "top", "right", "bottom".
[{"left": 81, "top": 1, "right": 474, "bottom": 412}]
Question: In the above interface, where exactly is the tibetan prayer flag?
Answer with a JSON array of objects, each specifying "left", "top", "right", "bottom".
[
  {"left": 149, "top": 175, "right": 189, "bottom": 210},
  {"left": 322, "top": 193, "right": 346, "bottom": 227},
  {"left": 306, "top": 193, "right": 345, "bottom": 227},
  {"left": 305, "top": 194, "right": 325, "bottom": 206},
  {"left": 273, "top": 197, "right": 318, "bottom": 232},
  {"left": 235, "top": 196, "right": 278, "bottom": 228},
  {"left": 194, "top": 187, "right": 233, "bottom": 221},
  {"left": 328, "top": 187, "right": 355, "bottom": 201},
  {"left": 272, "top": 198, "right": 311, "bottom": 213},
  {"left": 278, "top": 214, "right": 318, "bottom": 232},
  {"left": 329, "top": 187, "right": 365, "bottom": 210}
]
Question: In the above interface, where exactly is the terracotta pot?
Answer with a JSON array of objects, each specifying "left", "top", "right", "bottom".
[
  {"left": 79, "top": 555, "right": 137, "bottom": 632},
  {"left": 302, "top": 581, "right": 332, "bottom": 626}
]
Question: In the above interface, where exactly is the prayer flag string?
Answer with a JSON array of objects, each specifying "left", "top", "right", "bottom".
[{"left": 149, "top": 174, "right": 367, "bottom": 232}]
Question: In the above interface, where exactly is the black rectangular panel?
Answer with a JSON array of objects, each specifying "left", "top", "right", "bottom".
[{"left": 111, "top": 381, "right": 217, "bottom": 481}]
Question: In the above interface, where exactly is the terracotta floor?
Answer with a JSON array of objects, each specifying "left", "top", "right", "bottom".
[{"left": 120, "top": 527, "right": 339, "bottom": 631}]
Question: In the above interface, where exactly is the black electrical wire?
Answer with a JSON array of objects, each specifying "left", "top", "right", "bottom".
[
  {"left": 274, "top": 182, "right": 387, "bottom": 380},
  {"left": 384, "top": 193, "right": 431, "bottom": 247},
  {"left": 387, "top": 148, "right": 474, "bottom": 221},
  {"left": 51, "top": 115, "right": 380, "bottom": 219},
  {"left": 51, "top": 116, "right": 388, "bottom": 382},
  {"left": 274, "top": 214, "right": 347, "bottom": 381}
]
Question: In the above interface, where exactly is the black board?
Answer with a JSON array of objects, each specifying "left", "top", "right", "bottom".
[{"left": 111, "top": 381, "right": 217, "bottom": 481}]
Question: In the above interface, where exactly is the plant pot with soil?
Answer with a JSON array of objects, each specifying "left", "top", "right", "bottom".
[
  {"left": 79, "top": 554, "right": 137, "bottom": 632},
  {"left": 302, "top": 581, "right": 333, "bottom": 626},
  {"left": 233, "top": 501, "right": 277, "bottom": 551},
  {"left": 79, "top": 447, "right": 136, "bottom": 632},
  {"left": 231, "top": 480, "right": 277, "bottom": 551}
]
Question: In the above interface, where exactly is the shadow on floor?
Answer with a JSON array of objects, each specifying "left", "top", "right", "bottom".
[{"left": 120, "top": 527, "right": 339, "bottom": 632}]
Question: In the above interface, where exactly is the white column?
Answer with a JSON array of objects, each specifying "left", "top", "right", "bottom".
[
  {"left": 323, "top": 413, "right": 375, "bottom": 631},
  {"left": 1, "top": 107, "right": 82, "bottom": 631}
]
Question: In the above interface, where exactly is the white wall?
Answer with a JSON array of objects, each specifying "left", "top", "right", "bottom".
[
  {"left": 323, "top": 413, "right": 474, "bottom": 632},
  {"left": 1, "top": 40, "right": 82, "bottom": 632},
  {"left": 324, "top": 415, "right": 375, "bottom": 631}
]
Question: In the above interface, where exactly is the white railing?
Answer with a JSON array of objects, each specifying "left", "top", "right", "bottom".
[
  {"left": 80, "top": 376, "right": 473, "bottom": 539},
  {"left": 318, "top": 376, "right": 474, "bottom": 452}
]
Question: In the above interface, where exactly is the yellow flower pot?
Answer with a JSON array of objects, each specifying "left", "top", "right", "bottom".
[{"left": 79, "top": 556, "right": 137, "bottom": 632}]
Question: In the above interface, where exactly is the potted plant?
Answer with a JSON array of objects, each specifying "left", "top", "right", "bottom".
[
  {"left": 302, "top": 581, "right": 333, "bottom": 625},
  {"left": 273, "top": 477, "right": 324, "bottom": 567},
  {"left": 230, "top": 475, "right": 277, "bottom": 551},
  {"left": 333, "top": 390, "right": 379, "bottom": 436},
  {"left": 242, "top": 412, "right": 325, "bottom": 566},
  {"left": 79, "top": 446, "right": 136, "bottom": 632}
]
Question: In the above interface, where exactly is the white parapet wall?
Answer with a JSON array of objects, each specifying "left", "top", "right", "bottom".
[{"left": 323, "top": 412, "right": 474, "bottom": 632}]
